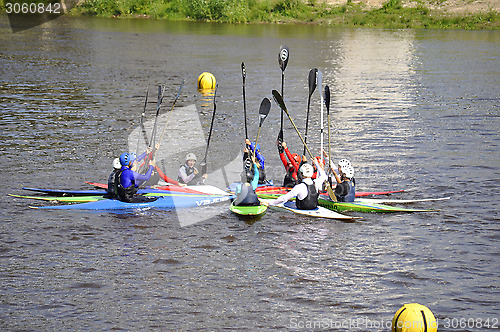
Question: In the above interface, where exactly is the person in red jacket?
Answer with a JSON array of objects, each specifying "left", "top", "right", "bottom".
[{"left": 278, "top": 141, "right": 301, "bottom": 188}]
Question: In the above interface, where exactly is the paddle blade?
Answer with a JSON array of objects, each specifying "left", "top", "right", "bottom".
[
  {"left": 272, "top": 90, "right": 286, "bottom": 113},
  {"left": 258, "top": 97, "right": 271, "bottom": 126},
  {"left": 308, "top": 68, "right": 318, "bottom": 97},
  {"left": 241, "top": 62, "right": 246, "bottom": 83},
  {"left": 324, "top": 85, "right": 330, "bottom": 113},
  {"left": 279, "top": 45, "right": 289, "bottom": 72}
]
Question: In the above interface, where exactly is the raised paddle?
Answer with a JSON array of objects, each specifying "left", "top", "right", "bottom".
[
  {"left": 254, "top": 97, "right": 271, "bottom": 145},
  {"left": 157, "top": 80, "right": 184, "bottom": 149},
  {"left": 317, "top": 70, "right": 324, "bottom": 163},
  {"left": 241, "top": 62, "right": 248, "bottom": 139},
  {"left": 199, "top": 84, "right": 218, "bottom": 175},
  {"left": 278, "top": 45, "right": 289, "bottom": 141},
  {"left": 149, "top": 85, "right": 164, "bottom": 149},
  {"left": 272, "top": 90, "right": 315, "bottom": 160},
  {"left": 303, "top": 68, "right": 318, "bottom": 156},
  {"left": 136, "top": 87, "right": 149, "bottom": 158},
  {"left": 324, "top": 84, "right": 337, "bottom": 202},
  {"left": 139, "top": 85, "right": 164, "bottom": 173},
  {"left": 324, "top": 84, "right": 332, "bottom": 167}
]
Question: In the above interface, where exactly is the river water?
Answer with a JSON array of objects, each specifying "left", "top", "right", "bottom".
[{"left": 0, "top": 15, "right": 498, "bottom": 331}]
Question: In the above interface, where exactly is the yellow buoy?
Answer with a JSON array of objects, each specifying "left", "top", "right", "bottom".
[
  {"left": 392, "top": 303, "right": 437, "bottom": 332},
  {"left": 197, "top": 72, "right": 216, "bottom": 89}
]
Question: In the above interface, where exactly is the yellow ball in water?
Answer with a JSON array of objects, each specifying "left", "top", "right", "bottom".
[
  {"left": 197, "top": 72, "right": 216, "bottom": 89},
  {"left": 392, "top": 303, "right": 437, "bottom": 332}
]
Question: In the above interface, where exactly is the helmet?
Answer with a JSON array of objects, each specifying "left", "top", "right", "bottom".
[
  {"left": 338, "top": 159, "right": 351, "bottom": 168},
  {"left": 292, "top": 153, "right": 300, "bottom": 163},
  {"left": 185, "top": 153, "right": 197, "bottom": 161},
  {"left": 119, "top": 152, "right": 136, "bottom": 166},
  {"left": 112, "top": 158, "right": 121, "bottom": 169},
  {"left": 250, "top": 142, "right": 260, "bottom": 152},
  {"left": 299, "top": 163, "right": 314, "bottom": 178},
  {"left": 342, "top": 165, "right": 354, "bottom": 179}
]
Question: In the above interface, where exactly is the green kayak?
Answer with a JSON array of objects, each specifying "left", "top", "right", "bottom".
[
  {"left": 229, "top": 201, "right": 267, "bottom": 217},
  {"left": 257, "top": 194, "right": 437, "bottom": 213}
]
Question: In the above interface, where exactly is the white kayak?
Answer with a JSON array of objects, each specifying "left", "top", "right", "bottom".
[{"left": 260, "top": 199, "right": 361, "bottom": 221}]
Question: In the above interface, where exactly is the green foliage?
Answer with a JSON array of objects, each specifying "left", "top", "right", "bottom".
[
  {"left": 184, "top": 0, "right": 250, "bottom": 23},
  {"left": 67, "top": 0, "right": 499, "bottom": 29}
]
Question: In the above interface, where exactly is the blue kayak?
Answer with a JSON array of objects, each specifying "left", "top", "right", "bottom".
[{"left": 30, "top": 194, "right": 233, "bottom": 210}]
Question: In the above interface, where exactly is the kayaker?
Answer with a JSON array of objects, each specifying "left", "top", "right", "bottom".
[
  {"left": 115, "top": 152, "right": 156, "bottom": 203},
  {"left": 246, "top": 139, "right": 267, "bottom": 184},
  {"left": 178, "top": 153, "right": 207, "bottom": 185},
  {"left": 103, "top": 158, "right": 122, "bottom": 199},
  {"left": 233, "top": 155, "right": 260, "bottom": 207},
  {"left": 331, "top": 163, "right": 355, "bottom": 202},
  {"left": 265, "top": 158, "right": 327, "bottom": 210},
  {"left": 135, "top": 144, "right": 182, "bottom": 188},
  {"left": 278, "top": 141, "right": 300, "bottom": 188}
]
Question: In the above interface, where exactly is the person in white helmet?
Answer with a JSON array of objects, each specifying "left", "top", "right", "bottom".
[
  {"left": 103, "top": 158, "right": 122, "bottom": 199},
  {"left": 331, "top": 163, "right": 355, "bottom": 202},
  {"left": 178, "top": 153, "right": 207, "bottom": 185},
  {"left": 265, "top": 158, "right": 327, "bottom": 210}
]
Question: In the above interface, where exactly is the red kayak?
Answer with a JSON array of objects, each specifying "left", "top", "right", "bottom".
[{"left": 255, "top": 185, "right": 404, "bottom": 197}]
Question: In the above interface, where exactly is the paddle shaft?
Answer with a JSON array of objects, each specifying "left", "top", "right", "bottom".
[
  {"left": 136, "top": 87, "right": 149, "bottom": 157},
  {"left": 201, "top": 84, "right": 218, "bottom": 172},
  {"left": 272, "top": 90, "right": 314, "bottom": 160},
  {"left": 157, "top": 80, "right": 184, "bottom": 148},
  {"left": 242, "top": 62, "right": 248, "bottom": 139},
  {"left": 303, "top": 68, "right": 317, "bottom": 156}
]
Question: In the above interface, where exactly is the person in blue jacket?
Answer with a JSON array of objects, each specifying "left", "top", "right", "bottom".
[
  {"left": 245, "top": 138, "right": 266, "bottom": 184},
  {"left": 115, "top": 152, "right": 155, "bottom": 203}
]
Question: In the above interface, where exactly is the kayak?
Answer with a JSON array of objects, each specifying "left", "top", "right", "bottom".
[
  {"left": 356, "top": 197, "right": 451, "bottom": 204},
  {"left": 29, "top": 194, "right": 233, "bottom": 210},
  {"left": 229, "top": 201, "right": 267, "bottom": 217},
  {"left": 253, "top": 185, "right": 404, "bottom": 197},
  {"left": 22, "top": 185, "right": 230, "bottom": 197},
  {"left": 9, "top": 192, "right": 214, "bottom": 203},
  {"left": 259, "top": 199, "right": 360, "bottom": 221},
  {"left": 318, "top": 198, "right": 438, "bottom": 213}
]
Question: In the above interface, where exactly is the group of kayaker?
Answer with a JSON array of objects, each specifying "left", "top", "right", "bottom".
[
  {"left": 105, "top": 147, "right": 207, "bottom": 203},
  {"left": 232, "top": 137, "right": 356, "bottom": 211},
  {"left": 106, "top": 133, "right": 354, "bottom": 210}
]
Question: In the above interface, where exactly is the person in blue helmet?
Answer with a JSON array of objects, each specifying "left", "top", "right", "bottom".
[
  {"left": 114, "top": 152, "right": 156, "bottom": 203},
  {"left": 245, "top": 138, "right": 266, "bottom": 184}
]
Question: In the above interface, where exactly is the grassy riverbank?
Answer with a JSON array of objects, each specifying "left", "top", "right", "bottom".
[{"left": 1, "top": 0, "right": 498, "bottom": 29}]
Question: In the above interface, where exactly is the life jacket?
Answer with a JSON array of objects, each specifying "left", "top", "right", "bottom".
[
  {"left": 104, "top": 169, "right": 119, "bottom": 199},
  {"left": 345, "top": 180, "right": 355, "bottom": 202},
  {"left": 283, "top": 167, "right": 297, "bottom": 188},
  {"left": 115, "top": 168, "right": 138, "bottom": 202},
  {"left": 335, "top": 181, "right": 351, "bottom": 202},
  {"left": 233, "top": 183, "right": 260, "bottom": 206},
  {"left": 177, "top": 164, "right": 197, "bottom": 184},
  {"left": 296, "top": 182, "right": 319, "bottom": 210}
]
